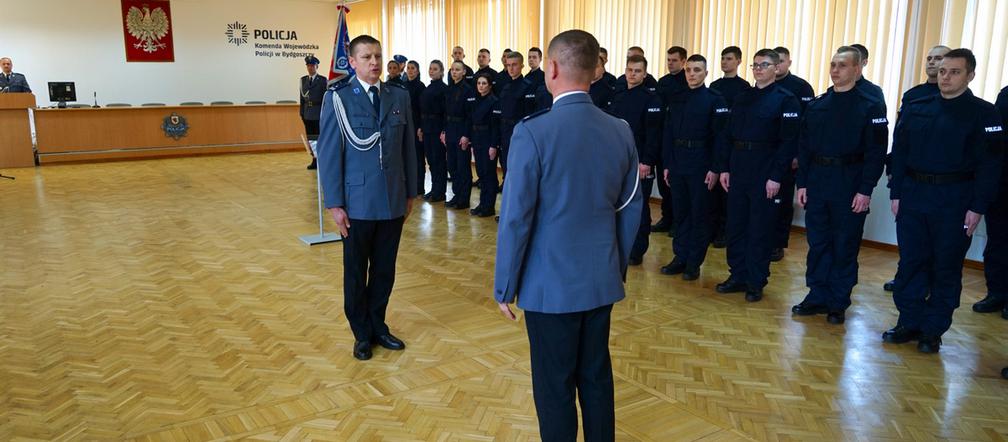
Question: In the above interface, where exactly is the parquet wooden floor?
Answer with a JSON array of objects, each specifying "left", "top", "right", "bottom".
[{"left": 1, "top": 152, "right": 1007, "bottom": 441}]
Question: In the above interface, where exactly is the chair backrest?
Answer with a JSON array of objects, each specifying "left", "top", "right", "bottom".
[
  {"left": 141, "top": 103, "right": 166, "bottom": 107},
  {"left": 244, "top": 101, "right": 267, "bottom": 105},
  {"left": 276, "top": 100, "right": 298, "bottom": 104},
  {"left": 210, "top": 101, "right": 234, "bottom": 106},
  {"left": 105, "top": 103, "right": 132, "bottom": 107},
  {"left": 179, "top": 102, "right": 204, "bottom": 106}
]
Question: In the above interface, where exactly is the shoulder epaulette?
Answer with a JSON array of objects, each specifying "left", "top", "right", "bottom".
[{"left": 522, "top": 107, "right": 550, "bottom": 122}]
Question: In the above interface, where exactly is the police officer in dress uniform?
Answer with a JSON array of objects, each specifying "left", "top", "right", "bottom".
[
  {"left": 886, "top": 48, "right": 1004, "bottom": 353},
  {"left": 497, "top": 51, "right": 532, "bottom": 188},
  {"left": 419, "top": 60, "right": 449, "bottom": 202},
  {"left": 652, "top": 46, "right": 689, "bottom": 235},
  {"left": 494, "top": 30, "right": 642, "bottom": 442},
  {"left": 770, "top": 46, "right": 816, "bottom": 262},
  {"left": 976, "top": 85, "right": 1008, "bottom": 318},
  {"left": 790, "top": 47, "right": 887, "bottom": 325},
  {"left": 317, "top": 35, "right": 417, "bottom": 361},
  {"left": 469, "top": 72, "right": 501, "bottom": 217},
  {"left": 882, "top": 45, "right": 950, "bottom": 292},
  {"left": 715, "top": 49, "right": 801, "bottom": 303},
  {"left": 659, "top": 55, "right": 729, "bottom": 281},
  {"left": 0, "top": 57, "right": 31, "bottom": 93},
  {"left": 589, "top": 55, "right": 615, "bottom": 109},
  {"left": 608, "top": 54, "right": 663, "bottom": 266},
  {"left": 301, "top": 56, "right": 327, "bottom": 170},
  {"left": 443, "top": 61, "right": 477, "bottom": 210},
  {"left": 710, "top": 46, "right": 753, "bottom": 248},
  {"left": 404, "top": 61, "right": 427, "bottom": 194}
]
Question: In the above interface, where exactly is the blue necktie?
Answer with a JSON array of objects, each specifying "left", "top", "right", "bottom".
[{"left": 369, "top": 86, "right": 380, "bottom": 117}]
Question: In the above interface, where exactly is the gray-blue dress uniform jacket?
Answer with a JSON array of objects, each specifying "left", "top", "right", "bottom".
[
  {"left": 493, "top": 92, "right": 643, "bottom": 314},
  {"left": 0, "top": 72, "right": 31, "bottom": 93},
  {"left": 317, "top": 78, "right": 418, "bottom": 220}
]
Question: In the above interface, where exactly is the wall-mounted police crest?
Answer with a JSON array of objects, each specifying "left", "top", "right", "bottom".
[{"left": 162, "top": 113, "right": 190, "bottom": 140}]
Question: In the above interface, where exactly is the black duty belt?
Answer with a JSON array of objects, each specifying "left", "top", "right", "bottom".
[
  {"left": 813, "top": 153, "right": 864, "bottom": 166},
  {"left": 446, "top": 116, "right": 465, "bottom": 122},
  {"left": 907, "top": 169, "right": 974, "bottom": 184},
  {"left": 473, "top": 124, "right": 490, "bottom": 130},
  {"left": 733, "top": 141, "right": 776, "bottom": 150},
  {"left": 674, "top": 139, "right": 706, "bottom": 149}
]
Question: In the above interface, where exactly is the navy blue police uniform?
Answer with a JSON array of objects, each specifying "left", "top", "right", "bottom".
[
  {"left": 772, "top": 72, "right": 816, "bottom": 256},
  {"left": 405, "top": 76, "right": 427, "bottom": 193},
  {"left": 497, "top": 73, "right": 531, "bottom": 186},
  {"left": 660, "top": 85, "right": 729, "bottom": 278},
  {"left": 652, "top": 70, "right": 689, "bottom": 232},
  {"left": 419, "top": 78, "right": 449, "bottom": 201},
  {"left": 608, "top": 82, "right": 664, "bottom": 264},
  {"left": 718, "top": 82, "right": 801, "bottom": 300},
  {"left": 888, "top": 89, "right": 1004, "bottom": 347},
  {"left": 977, "top": 86, "right": 1008, "bottom": 315},
  {"left": 469, "top": 92, "right": 501, "bottom": 216},
  {"left": 589, "top": 78, "right": 615, "bottom": 109},
  {"left": 709, "top": 75, "right": 753, "bottom": 246},
  {"left": 793, "top": 87, "right": 887, "bottom": 319},
  {"left": 445, "top": 78, "right": 476, "bottom": 208}
]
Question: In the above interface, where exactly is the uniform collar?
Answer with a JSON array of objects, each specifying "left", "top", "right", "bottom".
[
  {"left": 552, "top": 90, "right": 589, "bottom": 105},
  {"left": 357, "top": 76, "right": 380, "bottom": 92}
]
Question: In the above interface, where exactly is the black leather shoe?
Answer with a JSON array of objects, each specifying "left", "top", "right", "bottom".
[
  {"left": 353, "top": 340, "right": 372, "bottom": 360},
  {"left": 373, "top": 334, "right": 406, "bottom": 351},
  {"left": 769, "top": 248, "right": 784, "bottom": 262},
  {"left": 882, "top": 326, "right": 922, "bottom": 344},
  {"left": 453, "top": 203, "right": 470, "bottom": 210},
  {"left": 307, "top": 158, "right": 317, "bottom": 170},
  {"left": 471, "top": 207, "right": 494, "bottom": 217},
  {"left": 827, "top": 311, "right": 846, "bottom": 324},
  {"left": 422, "top": 192, "right": 433, "bottom": 201},
  {"left": 428, "top": 194, "right": 446, "bottom": 202},
  {"left": 1001, "top": 367, "right": 1008, "bottom": 379},
  {"left": 745, "top": 289, "right": 763, "bottom": 302},
  {"left": 650, "top": 218, "right": 672, "bottom": 232},
  {"left": 716, "top": 278, "right": 748, "bottom": 294},
  {"left": 972, "top": 294, "right": 1006, "bottom": 313},
  {"left": 628, "top": 257, "right": 643, "bottom": 266},
  {"left": 917, "top": 335, "right": 941, "bottom": 353},
  {"left": 445, "top": 200, "right": 458, "bottom": 209},
  {"left": 682, "top": 268, "right": 700, "bottom": 281},
  {"left": 883, "top": 279, "right": 895, "bottom": 292},
  {"left": 791, "top": 301, "right": 828, "bottom": 316},
  {"left": 660, "top": 259, "right": 686, "bottom": 275},
  {"left": 712, "top": 235, "right": 726, "bottom": 249}
]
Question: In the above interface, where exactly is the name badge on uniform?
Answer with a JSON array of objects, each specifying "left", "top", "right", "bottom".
[
  {"left": 783, "top": 112, "right": 799, "bottom": 118},
  {"left": 986, "top": 125, "right": 1004, "bottom": 133}
]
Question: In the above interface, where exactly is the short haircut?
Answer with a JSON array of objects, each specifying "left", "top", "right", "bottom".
[
  {"left": 721, "top": 46, "right": 742, "bottom": 59},
  {"left": 529, "top": 47, "right": 543, "bottom": 57},
  {"left": 754, "top": 48, "right": 781, "bottom": 64},
  {"left": 851, "top": 44, "right": 869, "bottom": 60},
  {"left": 628, "top": 46, "right": 644, "bottom": 54},
  {"left": 430, "top": 59, "right": 445, "bottom": 71},
  {"left": 503, "top": 48, "right": 512, "bottom": 53},
  {"left": 686, "top": 54, "right": 707, "bottom": 66},
  {"left": 547, "top": 29, "right": 601, "bottom": 80},
  {"left": 932, "top": 44, "right": 952, "bottom": 52},
  {"left": 944, "top": 48, "right": 977, "bottom": 73},
  {"left": 506, "top": 51, "right": 524, "bottom": 63},
  {"left": 835, "top": 46, "right": 863, "bottom": 65},
  {"left": 0, "top": 57, "right": 10, "bottom": 63},
  {"left": 349, "top": 35, "right": 381, "bottom": 56},
  {"left": 453, "top": 46, "right": 464, "bottom": 51},
  {"left": 772, "top": 46, "right": 790, "bottom": 57},
  {"left": 667, "top": 46, "right": 687, "bottom": 59},
  {"left": 626, "top": 54, "right": 648, "bottom": 69},
  {"left": 479, "top": 48, "right": 490, "bottom": 54},
  {"left": 407, "top": 60, "right": 420, "bottom": 69},
  {"left": 600, "top": 47, "right": 608, "bottom": 55}
]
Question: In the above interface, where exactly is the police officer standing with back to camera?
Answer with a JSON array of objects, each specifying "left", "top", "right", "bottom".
[
  {"left": 768, "top": 46, "right": 816, "bottom": 262},
  {"left": 716, "top": 49, "right": 801, "bottom": 303},
  {"left": 886, "top": 48, "right": 1004, "bottom": 353},
  {"left": 608, "top": 54, "right": 663, "bottom": 266},
  {"left": 975, "top": 84, "right": 1008, "bottom": 318},
  {"left": 710, "top": 46, "right": 753, "bottom": 248},
  {"left": 660, "top": 54, "right": 729, "bottom": 281},
  {"left": 791, "top": 46, "right": 887, "bottom": 325},
  {"left": 419, "top": 60, "right": 449, "bottom": 202},
  {"left": 442, "top": 61, "right": 476, "bottom": 210},
  {"left": 316, "top": 35, "right": 417, "bottom": 361},
  {"left": 301, "top": 56, "right": 327, "bottom": 170}
]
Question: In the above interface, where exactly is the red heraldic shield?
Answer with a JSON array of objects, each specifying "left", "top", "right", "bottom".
[{"left": 121, "top": 0, "right": 175, "bottom": 62}]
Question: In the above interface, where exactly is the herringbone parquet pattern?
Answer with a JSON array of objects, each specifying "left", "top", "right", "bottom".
[{"left": 1, "top": 152, "right": 1006, "bottom": 441}]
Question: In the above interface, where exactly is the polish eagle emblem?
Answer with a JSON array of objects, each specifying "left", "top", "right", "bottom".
[{"left": 126, "top": 5, "right": 170, "bottom": 53}]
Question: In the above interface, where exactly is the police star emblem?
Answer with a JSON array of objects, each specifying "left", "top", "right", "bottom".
[{"left": 162, "top": 112, "right": 190, "bottom": 140}]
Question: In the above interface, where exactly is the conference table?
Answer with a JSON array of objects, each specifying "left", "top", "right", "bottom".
[{"left": 31, "top": 103, "right": 304, "bottom": 164}]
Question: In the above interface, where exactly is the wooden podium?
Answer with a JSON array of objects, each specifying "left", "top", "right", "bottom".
[{"left": 0, "top": 93, "right": 36, "bottom": 168}]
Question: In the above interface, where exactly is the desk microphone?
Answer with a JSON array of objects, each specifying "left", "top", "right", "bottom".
[{"left": 93, "top": 91, "right": 100, "bottom": 108}]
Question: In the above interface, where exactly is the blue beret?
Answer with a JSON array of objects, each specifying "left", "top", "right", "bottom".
[
  {"left": 393, "top": 55, "right": 407, "bottom": 64},
  {"left": 305, "top": 56, "right": 320, "bottom": 65}
]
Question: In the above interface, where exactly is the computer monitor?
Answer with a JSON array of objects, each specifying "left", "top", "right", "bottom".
[{"left": 48, "top": 82, "right": 76, "bottom": 108}]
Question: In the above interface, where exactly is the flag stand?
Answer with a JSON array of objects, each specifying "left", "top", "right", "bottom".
[{"left": 299, "top": 134, "right": 341, "bottom": 246}]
